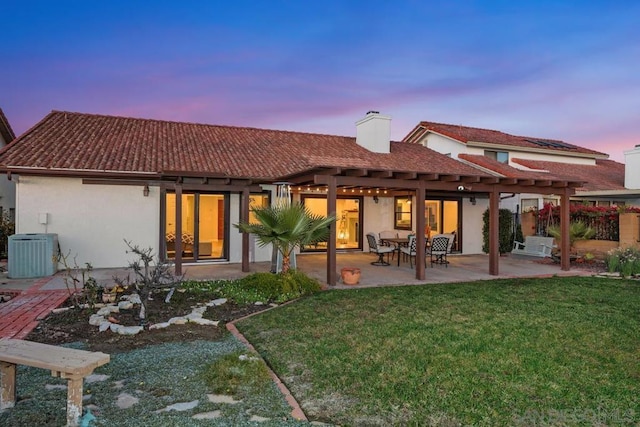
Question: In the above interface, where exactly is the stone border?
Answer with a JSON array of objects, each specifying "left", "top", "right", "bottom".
[{"left": 226, "top": 300, "right": 307, "bottom": 422}]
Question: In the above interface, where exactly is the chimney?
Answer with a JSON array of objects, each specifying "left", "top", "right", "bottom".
[
  {"left": 624, "top": 145, "right": 640, "bottom": 189},
  {"left": 356, "top": 111, "right": 391, "bottom": 153}
]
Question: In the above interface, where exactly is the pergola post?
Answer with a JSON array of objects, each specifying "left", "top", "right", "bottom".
[
  {"left": 560, "top": 189, "right": 571, "bottom": 271},
  {"left": 415, "top": 185, "right": 426, "bottom": 280},
  {"left": 326, "top": 177, "right": 337, "bottom": 286},
  {"left": 240, "top": 187, "right": 250, "bottom": 272},
  {"left": 174, "top": 183, "right": 183, "bottom": 276},
  {"left": 489, "top": 189, "right": 499, "bottom": 275}
]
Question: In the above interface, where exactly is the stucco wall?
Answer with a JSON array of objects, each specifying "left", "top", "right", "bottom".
[{"left": 16, "top": 176, "right": 159, "bottom": 268}]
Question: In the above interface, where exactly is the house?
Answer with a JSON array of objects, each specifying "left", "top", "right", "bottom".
[
  {"left": 402, "top": 121, "right": 638, "bottom": 212},
  {"left": 0, "top": 108, "right": 16, "bottom": 220},
  {"left": 0, "top": 111, "right": 581, "bottom": 284}
]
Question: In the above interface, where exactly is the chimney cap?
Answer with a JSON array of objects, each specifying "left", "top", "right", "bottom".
[{"left": 366, "top": 110, "right": 380, "bottom": 115}]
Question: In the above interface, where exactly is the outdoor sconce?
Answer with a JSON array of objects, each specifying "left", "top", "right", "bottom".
[
  {"left": 470, "top": 196, "right": 476, "bottom": 205},
  {"left": 373, "top": 195, "right": 379, "bottom": 204},
  {"left": 143, "top": 185, "right": 150, "bottom": 197}
]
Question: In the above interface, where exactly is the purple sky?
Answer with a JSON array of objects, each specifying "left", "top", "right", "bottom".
[{"left": 2, "top": 1, "right": 638, "bottom": 162}]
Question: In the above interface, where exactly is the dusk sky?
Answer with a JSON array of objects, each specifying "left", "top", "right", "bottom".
[{"left": 2, "top": 1, "right": 638, "bottom": 162}]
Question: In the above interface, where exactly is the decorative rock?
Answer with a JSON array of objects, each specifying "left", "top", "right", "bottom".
[
  {"left": 118, "top": 301, "right": 134, "bottom": 310},
  {"left": 117, "top": 325, "right": 143, "bottom": 335},
  {"left": 254, "top": 301, "right": 265, "bottom": 306},
  {"left": 149, "top": 322, "right": 171, "bottom": 330},
  {"left": 127, "top": 294, "right": 142, "bottom": 304},
  {"left": 239, "top": 354, "right": 260, "bottom": 362},
  {"left": 85, "top": 374, "right": 110, "bottom": 383},
  {"left": 250, "top": 415, "right": 271, "bottom": 422},
  {"left": 110, "top": 323, "right": 123, "bottom": 333},
  {"left": 188, "top": 317, "right": 219, "bottom": 326},
  {"left": 192, "top": 410, "right": 222, "bottom": 419},
  {"left": 168, "top": 317, "right": 188, "bottom": 325},
  {"left": 89, "top": 314, "right": 105, "bottom": 326},
  {"left": 208, "top": 298, "right": 227, "bottom": 306},
  {"left": 207, "top": 394, "right": 241, "bottom": 404},
  {"left": 98, "top": 322, "right": 112, "bottom": 332},
  {"left": 154, "top": 400, "right": 199, "bottom": 413},
  {"left": 185, "top": 312, "right": 203, "bottom": 321},
  {"left": 52, "top": 307, "right": 71, "bottom": 314},
  {"left": 97, "top": 305, "right": 119, "bottom": 316},
  {"left": 45, "top": 384, "right": 67, "bottom": 391},
  {"left": 116, "top": 392, "right": 139, "bottom": 409},
  {"left": 192, "top": 306, "right": 207, "bottom": 315}
]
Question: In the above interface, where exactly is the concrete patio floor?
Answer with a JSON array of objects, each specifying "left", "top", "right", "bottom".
[
  {"left": 155, "top": 252, "right": 594, "bottom": 289},
  {"left": 1, "top": 252, "right": 595, "bottom": 294}
]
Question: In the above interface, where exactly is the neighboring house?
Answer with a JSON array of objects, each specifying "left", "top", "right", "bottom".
[
  {"left": 0, "top": 108, "right": 16, "bottom": 220},
  {"left": 0, "top": 111, "right": 581, "bottom": 284},
  {"left": 402, "top": 121, "right": 639, "bottom": 212}
]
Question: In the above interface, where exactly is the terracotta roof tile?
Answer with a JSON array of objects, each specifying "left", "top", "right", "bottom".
[
  {"left": 458, "top": 154, "right": 571, "bottom": 181},
  {"left": 0, "top": 111, "right": 490, "bottom": 180},
  {"left": 406, "top": 121, "right": 608, "bottom": 157},
  {"left": 512, "top": 158, "right": 625, "bottom": 192},
  {"left": 0, "top": 108, "right": 16, "bottom": 144}
]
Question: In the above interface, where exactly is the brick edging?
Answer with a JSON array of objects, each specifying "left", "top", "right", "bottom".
[{"left": 226, "top": 303, "right": 307, "bottom": 422}]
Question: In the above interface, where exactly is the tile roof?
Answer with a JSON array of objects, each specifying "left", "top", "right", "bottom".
[
  {"left": 0, "top": 111, "right": 492, "bottom": 181},
  {"left": 405, "top": 121, "right": 608, "bottom": 157},
  {"left": 511, "top": 158, "right": 625, "bottom": 192},
  {"left": 457, "top": 154, "right": 569, "bottom": 182},
  {"left": 0, "top": 108, "right": 16, "bottom": 144}
]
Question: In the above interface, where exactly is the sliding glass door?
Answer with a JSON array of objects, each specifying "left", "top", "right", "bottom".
[
  {"left": 165, "top": 193, "right": 227, "bottom": 261},
  {"left": 301, "top": 195, "right": 362, "bottom": 251},
  {"left": 425, "top": 198, "right": 461, "bottom": 252}
]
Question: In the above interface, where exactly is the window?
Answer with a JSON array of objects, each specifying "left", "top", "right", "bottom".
[
  {"left": 521, "top": 198, "right": 538, "bottom": 212},
  {"left": 249, "top": 193, "right": 270, "bottom": 224},
  {"left": 394, "top": 196, "right": 413, "bottom": 230},
  {"left": 484, "top": 150, "right": 509, "bottom": 164}
]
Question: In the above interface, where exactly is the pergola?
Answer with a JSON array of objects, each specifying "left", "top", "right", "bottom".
[
  {"left": 161, "top": 167, "right": 582, "bottom": 286},
  {"left": 243, "top": 166, "right": 583, "bottom": 286}
]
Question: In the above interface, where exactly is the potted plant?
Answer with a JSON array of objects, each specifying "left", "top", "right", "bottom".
[{"left": 340, "top": 267, "right": 361, "bottom": 285}]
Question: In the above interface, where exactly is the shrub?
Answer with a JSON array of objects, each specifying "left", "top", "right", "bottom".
[
  {"left": 187, "top": 270, "right": 322, "bottom": 304},
  {"left": 482, "top": 208, "right": 513, "bottom": 254},
  {"left": 605, "top": 247, "right": 640, "bottom": 277}
]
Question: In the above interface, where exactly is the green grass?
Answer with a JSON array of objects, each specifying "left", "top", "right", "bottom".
[{"left": 237, "top": 277, "right": 640, "bottom": 426}]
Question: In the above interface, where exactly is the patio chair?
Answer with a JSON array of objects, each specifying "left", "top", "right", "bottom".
[
  {"left": 379, "top": 230, "right": 398, "bottom": 260},
  {"left": 366, "top": 233, "right": 395, "bottom": 266},
  {"left": 399, "top": 234, "right": 420, "bottom": 269},
  {"left": 428, "top": 234, "right": 452, "bottom": 267}
]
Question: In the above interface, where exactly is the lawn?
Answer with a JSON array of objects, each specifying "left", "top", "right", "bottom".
[{"left": 237, "top": 277, "right": 640, "bottom": 426}]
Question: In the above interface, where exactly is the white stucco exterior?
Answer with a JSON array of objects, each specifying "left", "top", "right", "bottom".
[
  {"left": 0, "top": 133, "right": 16, "bottom": 217},
  {"left": 15, "top": 176, "right": 159, "bottom": 268},
  {"left": 624, "top": 146, "right": 640, "bottom": 189}
]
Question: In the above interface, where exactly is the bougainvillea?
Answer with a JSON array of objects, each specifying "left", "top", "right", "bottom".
[{"left": 537, "top": 203, "right": 640, "bottom": 241}]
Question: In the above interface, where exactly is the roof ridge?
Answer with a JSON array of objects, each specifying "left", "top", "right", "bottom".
[{"left": 50, "top": 110, "right": 355, "bottom": 140}]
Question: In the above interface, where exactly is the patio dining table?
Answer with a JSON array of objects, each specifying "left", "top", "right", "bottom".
[{"left": 379, "top": 237, "right": 409, "bottom": 266}]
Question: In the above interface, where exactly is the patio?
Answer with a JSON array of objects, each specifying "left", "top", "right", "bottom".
[{"left": 179, "top": 252, "right": 592, "bottom": 289}]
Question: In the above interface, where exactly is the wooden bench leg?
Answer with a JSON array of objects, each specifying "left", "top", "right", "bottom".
[
  {"left": 0, "top": 361, "right": 16, "bottom": 410},
  {"left": 65, "top": 375, "right": 84, "bottom": 427}
]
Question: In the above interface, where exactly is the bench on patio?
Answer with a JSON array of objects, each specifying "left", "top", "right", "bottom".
[
  {"left": 512, "top": 236, "right": 555, "bottom": 258},
  {"left": 0, "top": 338, "right": 110, "bottom": 426}
]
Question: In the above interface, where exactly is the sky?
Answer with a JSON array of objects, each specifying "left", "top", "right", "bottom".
[{"left": 1, "top": 1, "right": 638, "bottom": 162}]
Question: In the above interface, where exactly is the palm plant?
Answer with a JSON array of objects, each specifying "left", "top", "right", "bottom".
[
  {"left": 235, "top": 202, "right": 335, "bottom": 274},
  {"left": 546, "top": 220, "right": 595, "bottom": 254}
]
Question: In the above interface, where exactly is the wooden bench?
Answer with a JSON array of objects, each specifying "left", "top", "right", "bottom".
[
  {"left": 512, "top": 236, "right": 555, "bottom": 258},
  {"left": 0, "top": 338, "right": 110, "bottom": 426}
]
